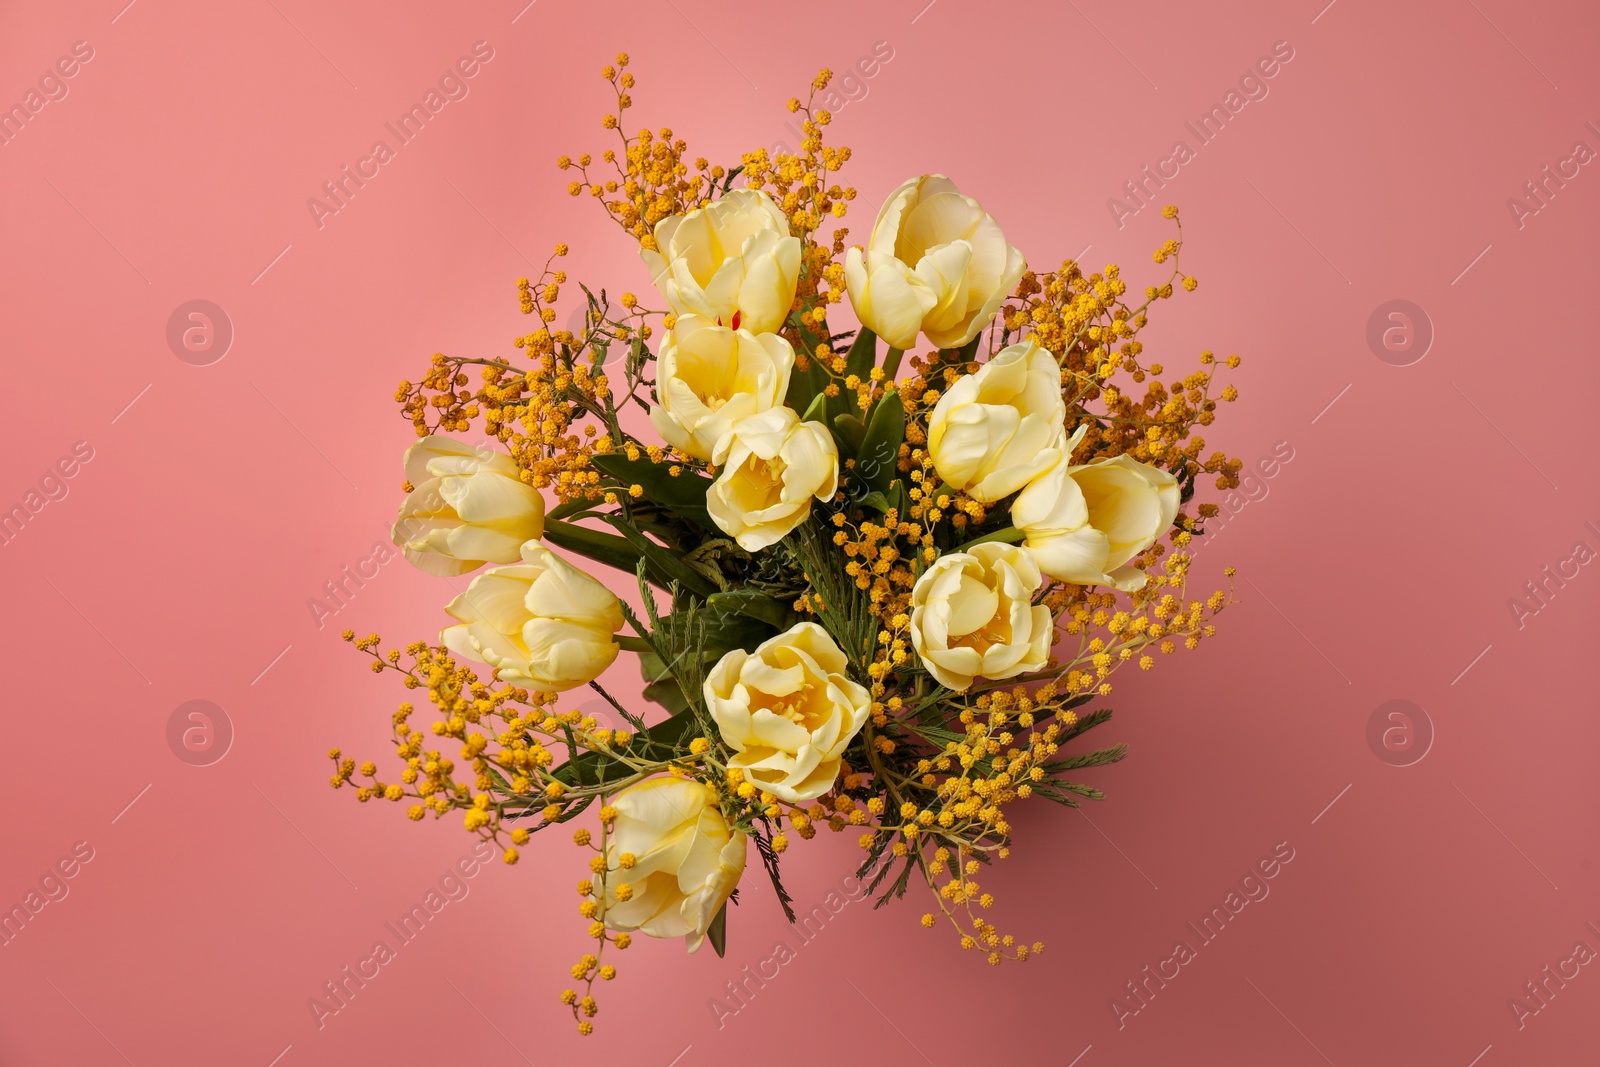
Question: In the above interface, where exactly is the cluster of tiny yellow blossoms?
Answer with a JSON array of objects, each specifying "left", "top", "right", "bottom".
[
  {"left": 1000, "top": 208, "right": 1244, "bottom": 506},
  {"left": 393, "top": 245, "right": 671, "bottom": 504},
  {"left": 841, "top": 550, "right": 1230, "bottom": 951},
  {"left": 785, "top": 220, "right": 1240, "bottom": 951},
  {"left": 564, "top": 805, "right": 628, "bottom": 1036},
  {"left": 894, "top": 685, "right": 1069, "bottom": 963},
  {"left": 741, "top": 75, "right": 857, "bottom": 357},
  {"left": 561, "top": 54, "right": 720, "bottom": 245},
  {"left": 330, "top": 631, "right": 695, "bottom": 1033}
]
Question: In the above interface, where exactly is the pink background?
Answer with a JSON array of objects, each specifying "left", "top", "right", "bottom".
[{"left": 3, "top": 0, "right": 1597, "bottom": 1063}]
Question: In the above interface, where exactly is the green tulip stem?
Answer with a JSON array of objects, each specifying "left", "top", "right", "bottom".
[{"left": 881, "top": 346, "right": 905, "bottom": 383}]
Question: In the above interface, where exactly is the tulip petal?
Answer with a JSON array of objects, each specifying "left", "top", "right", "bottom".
[
  {"left": 897, "top": 191, "right": 983, "bottom": 263},
  {"left": 1024, "top": 525, "right": 1113, "bottom": 586},
  {"left": 934, "top": 402, "right": 1019, "bottom": 491},
  {"left": 1070, "top": 457, "right": 1169, "bottom": 567},
  {"left": 945, "top": 573, "right": 1000, "bottom": 637},
  {"left": 857, "top": 256, "right": 937, "bottom": 350}
]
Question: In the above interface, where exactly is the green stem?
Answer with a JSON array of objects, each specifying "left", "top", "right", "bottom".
[
  {"left": 955, "top": 526, "right": 1025, "bottom": 551},
  {"left": 881, "top": 346, "right": 905, "bottom": 382}
]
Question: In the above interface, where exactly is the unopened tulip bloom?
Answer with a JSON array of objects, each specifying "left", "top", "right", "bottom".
[
  {"left": 651, "top": 316, "right": 793, "bottom": 461},
  {"left": 599, "top": 777, "right": 746, "bottom": 952},
  {"left": 926, "top": 340, "right": 1066, "bottom": 502},
  {"left": 392, "top": 436, "right": 545, "bottom": 576},
  {"left": 641, "top": 188, "right": 801, "bottom": 334},
  {"left": 844, "top": 174, "right": 1025, "bottom": 350},
  {"left": 1013, "top": 434, "right": 1180, "bottom": 591},
  {"left": 440, "top": 540, "right": 622, "bottom": 691}
]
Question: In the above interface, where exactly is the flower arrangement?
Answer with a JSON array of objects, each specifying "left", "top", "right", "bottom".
[{"left": 330, "top": 56, "right": 1244, "bottom": 1035}]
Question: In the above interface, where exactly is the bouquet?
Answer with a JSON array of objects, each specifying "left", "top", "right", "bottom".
[{"left": 330, "top": 56, "right": 1244, "bottom": 1034}]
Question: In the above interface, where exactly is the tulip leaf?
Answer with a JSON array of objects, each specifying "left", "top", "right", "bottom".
[
  {"left": 641, "top": 677, "right": 689, "bottom": 715},
  {"left": 832, "top": 413, "right": 866, "bottom": 455},
  {"left": 541, "top": 518, "right": 647, "bottom": 578},
  {"left": 544, "top": 517, "right": 715, "bottom": 596},
  {"left": 843, "top": 327, "right": 877, "bottom": 383},
  {"left": 651, "top": 608, "right": 772, "bottom": 656},
  {"left": 707, "top": 902, "right": 729, "bottom": 957},
  {"left": 636, "top": 650, "right": 706, "bottom": 714},
  {"left": 801, "top": 393, "right": 852, "bottom": 458},
  {"left": 800, "top": 392, "right": 829, "bottom": 426},
  {"left": 706, "top": 590, "right": 798, "bottom": 631},
  {"left": 600, "top": 516, "right": 719, "bottom": 599},
  {"left": 841, "top": 327, "right": 877, "bottom": 416},
  {"left": 855, "top": 391, "right": 904, "bottom": 494},
  {"left": 551, "top": 705, "right": 698, "bottom": 787},
  {"left": 546, "top": 497, "right": 595, "bottom": 521},
  {"left": 784, "top": 312, "right": 832, "bottom": 412},
  {"left": 590, "top": 453, "right": 713, "bottom": 527}
]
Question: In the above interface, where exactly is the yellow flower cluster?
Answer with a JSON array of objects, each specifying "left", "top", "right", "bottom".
[
  {"left": 741, "top": 88, "right": 856, "bottom": 336},
  {"left": 1001, "top": 213, "right": 1244, "bottom": 497},
  {"left": 561, "top": 54, "right": 717, "bottom": 244}
]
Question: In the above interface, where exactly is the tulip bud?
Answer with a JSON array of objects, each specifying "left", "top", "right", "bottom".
[
  {"left": 440, "top": 541, "right": 622, "bottom": 691},
  {"left": 599, "top": 778, "right": 746, "bottom": 952},
  {"left": 640, "top": 188, "right": 801, "bottom": 334},
  {"left": 650, "top": 316, "right": 793, "bottom": 461},
  {"left": 392, "top": 436, "right": 545, "bottom": 575},
  {"left": 844, "top": 174, "right": 1025, "bottom": 351},
  {"left": 1013, "top": 439, "right": 1181, "bottom": 591},
  {"left": 927, "top": 341, "right": 1067, "bottom": 502}
]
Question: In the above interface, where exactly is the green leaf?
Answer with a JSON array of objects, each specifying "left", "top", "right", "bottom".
[
  {"left": 591, "top": 453, "right": 712, "bottom": 527},
  {"left": 1042, "top": 744, "right": 1129, "bottom": 773},
  {"left": 956, "top": 525, "right": 1025, "bottom": 551},
  {"left": 800, "top": 392, "right": 829, "bottom": 426},
  {"left": 855, "top": 391, "right": 904, "bottom": 494},
  {"left": 601, "top": 516, "right": 718, "bottom": 599},
  {"left": 541, "top": 518, "right": 645, "bottom": 578},
  {"left": 546, "top": 497, "right": 599, "bottom": 522},
  {"left": 751, "top": 825, "right": 797, "bottom": 923},
  {"left": 855, "top": 491, "right": 891, "bottom": 514},
  {"left": 706, "top": 590, "right": 798, "bottom": 630},
  {"left": 1033, "top": 780, "right": 1107, "bottom": 807},
  {"left": 641, "top": 677, "right": 690, "bottom": 715},
  {"left": 784, "top": 313, "right": 831, "bottom": 411},
  {"left": 637, "top": 648, "right": 717, "bottom": 686},
  {"left": 647, "top": 602, "right": 774, "bottom": 665},
  {"left": 841, "top": 327, "right": 877, "bottom": 415},
  {"left": 707, "top": 902, "right": 728, "bottom": 957},
  {"left": 801, "top": 393, "right": 852, "bottom": 458},
  {"left": 1059, "top": 705, "right": 1111, "bottom": 741},
  {"left": 843, "top": 327, "right": 877, "bottom": 382},
  {"left": 832, "top": 413, "right": 866, "bottom": 455}
]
